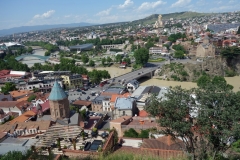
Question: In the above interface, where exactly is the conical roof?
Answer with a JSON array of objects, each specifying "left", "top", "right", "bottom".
[{"left": 49, "top": 81, "right": 67, "bottom": 101}]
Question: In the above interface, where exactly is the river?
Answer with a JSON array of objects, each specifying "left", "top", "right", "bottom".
[{"left": 141, "top": 76, "right": 240, "bottom": 92}]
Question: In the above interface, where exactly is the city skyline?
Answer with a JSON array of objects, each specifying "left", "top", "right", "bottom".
[{"left": 0, "top": 0, "right": 240, "bottom": 30}]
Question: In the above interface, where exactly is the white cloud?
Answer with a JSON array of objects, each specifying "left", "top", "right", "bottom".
[
  {"left": 33, "top": 10, "right": 55, "bottom": 19},
  {"left": 171, "top": 0, "right": 191, "bottom": 8},
  {"left": 96, "top": 8, "right": 112, "bottom": 16},
  {"left": 118, "top": 0, "right": 134, "bottom": 9},
  {"left": 138, "top": 0, "right": 166, "bottom": 11}
]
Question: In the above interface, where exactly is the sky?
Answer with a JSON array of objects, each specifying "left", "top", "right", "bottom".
[{"left": 0, "top": 0, "right": 239, "bottom": 30}]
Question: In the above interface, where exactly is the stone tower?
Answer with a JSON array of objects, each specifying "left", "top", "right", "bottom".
[
  {"left": 154, "top": 14, "right": 163, "bottom": 29},
  {"left": 49, "top": 81, "right": 70, "bottom": 121}
]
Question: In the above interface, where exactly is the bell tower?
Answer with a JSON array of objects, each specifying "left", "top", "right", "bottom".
[{"left": 48, "top": 81, "right": 70, "bottom": 121}]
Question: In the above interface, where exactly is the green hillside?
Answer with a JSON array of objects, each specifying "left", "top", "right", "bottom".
[{"left": 131, "top": 11, "right": 216, "bottom": 25}]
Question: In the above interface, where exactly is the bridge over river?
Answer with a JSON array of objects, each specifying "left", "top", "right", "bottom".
[{"left": 15, "top": 54, "right": 50, "bottom": 61}]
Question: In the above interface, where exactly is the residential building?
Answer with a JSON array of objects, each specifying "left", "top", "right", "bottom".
[
  {"left": 0, "top": 93, "right": 13, "bottom": 101},
  {"left": 113, "top": 97, "right": 138, "bottom": 118},
  {"left": 126, "top": 80, "right": 139, "bottom": 92},
  {"left": 10, "top": 90, "right": 34, "bottom": 100},
  {"left": 61, "top": 74, "right": 82, "bottom": 89},
  {"left": 149, "top": 47, "right": 162, "bottom": 54}
]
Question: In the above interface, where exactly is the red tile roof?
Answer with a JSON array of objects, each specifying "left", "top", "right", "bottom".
[
  {"left": 73, "top": 100, "right": 92, "bottom": 106},
  {"left": 9, "top": 110, "right": 36, "bottom": 124},
  {"left": 31, "top": 100, "right": 50, "bottom": 113},
  {"left": 141, "top": 136, "right": 184, "bottom": 151},
  {"left": 0, "top": 101, "right": 19, "bottom": 108},
  {"left": 138, "top": 110, "right": 148, "bottom": 117}
]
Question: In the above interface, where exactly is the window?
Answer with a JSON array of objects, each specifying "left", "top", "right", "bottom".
[{"left": 123, "top": 111, "right": 125, "bottom": 115}]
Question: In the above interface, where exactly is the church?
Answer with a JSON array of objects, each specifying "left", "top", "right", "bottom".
[{"left": 153, "top": 15, "right": 163, "bottom": 29}]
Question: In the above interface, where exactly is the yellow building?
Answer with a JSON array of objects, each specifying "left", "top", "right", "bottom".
[{"left": 61, "top": 74, "right": 82, "bottom": 89}]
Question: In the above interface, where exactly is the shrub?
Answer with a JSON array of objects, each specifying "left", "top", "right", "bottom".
[{"left": 225, "top": 69, "right": 236, "bottom": 77}]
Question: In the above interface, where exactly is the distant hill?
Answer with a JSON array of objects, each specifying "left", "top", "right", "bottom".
[
  {"left": 0, "top": 22, "right": 95, "bottom": 36},
  {"left": 131, "top": 11, "right": 216, "bottom": 25}
]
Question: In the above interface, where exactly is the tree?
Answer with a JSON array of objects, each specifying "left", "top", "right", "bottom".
[
  {"left": 134, "top": 48, "right": 149, "bottom": 66},
  {"left": 106, "top": 56, "right": 112, "bottom": 64},
  {"left": 115, "top": 54, "right": 122, "bottom": 63},
  {"left": 197, "top": 75, "right": 211, "bottom": 89},
  {"left": 81, "top": 54, "right": 89, "bottom": 64},
  {"left": 173, "top": 50, "right": 185, "bottom": 59},
  {"left": 27, "top": 47, "right": 33, "bottom": 53},
  {"left": 145, "top": 41, "right": 155, "bottom": 50},
  {"left": 44, "top": 51, "right": 51, "bottom": 56},
  {"left": 221, "top": 46, "right": 240, "bottom": 66},
  {"left": 1, "top": 82, "right": 16, "bottom": 95},
  {"left": 124, "top": 128, "right": 139, "bottom": 138},
  {"left": 27, "top": 95, "right": 36, "bottom": 102},
  {"left": 89, "top": 60, "right": 95, "bottom": 67},
  {"left": 123, "top": 57, "right": 131, "bottom": 65},
  {"left": 101, "top": 57, "right": 106, "bottom": 66},
  {"left": 145, "top": 82, "right": 240, "bottom": 159}
]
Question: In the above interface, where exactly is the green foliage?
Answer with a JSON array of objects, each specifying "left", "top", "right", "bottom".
[
  {"left": 24, "top": 41, "right": 58, "bottom": 52},
  {"left": 134, "top": 48, "right": 149, "bottom": 65},
  {"left": 225, "top": 69, "right": 236, "bottom": 77},
  {"left": 124, "top": 128, "right": 138, "bottom": 138},
  {"left": 44, "top": 51, "right": 51, "bottom": 56},
  {"left": 102, "top": 57, "right": 106, "bottom": 66},
  {"left": 107, "top": 57, "right": 112, "bottom": 64},
  {"left": 172, "top": 44, "right": 186, "bottom": 53},
  {"left": 197, "top": 75, "right": 211, "bottom": 88},
  {"left": 92, "top": 127, "right": 98, "bottom": 132},
  {"left": 80, "top": 109, "right": 87, "bottom": 120},
  {"left": 27, "top": 95, "right": 36, "bottom": 102},
  {"left": 1, "top": 82, "right": 16, "bottom": 95},
  {"left": 88, "top": 69, "right": 110, "bottom": 84},
  {"left": 89, "top": 60, "right": 95, "bottom": 67},
  {"left": 232, "top": 139, "right": 240, "bottom": 153},
  {"left": 81, "top": 54, "right": 89, "bottom": 64},
  {"left": 173, "top": 50, "right": 185, "bottom": 59},
  {"left": 115, "top": 55, "right": 123, "bottom": 63},
  {"left": 221, "top": 46, "right": 240, "bottom": 66},
  {"left": 171, "top": 75, "right": 180, "bottom": 81},
  {"left": 168, "top": 33, "right": 185, "bottom": 42},
  {"left": 197, "top": 75, "right": 233, "bottom": 90},
  {"left": 124, "top": 128, "right": 150, "bottom": 138},
  {"left": 145, "top": 82, "right": 240, "bottom": 159},
  {"left": 27, "top": 47, "right": 33, "bottom": 53},
  {"left": 145, "top": 41, "right": 155, "bottom": 50},
  {"left": 0, "top": 150, "right": 32, "bottom": 160},
  {"left": 0, "top": 57, "right": 30, "bottom": 72},
  {"left": 123, "top": 57, "right": 131, "bottom": 64},
  {"left": 110, "top": 48, "right": 122, "bottom": 52}
]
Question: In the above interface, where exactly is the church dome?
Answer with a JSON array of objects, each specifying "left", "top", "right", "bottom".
[{"left": 49, "top": 81, "right": 67, "bottom": 101}]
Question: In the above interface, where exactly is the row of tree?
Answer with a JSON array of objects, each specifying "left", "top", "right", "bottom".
[{"left": 145, "top": 75, "right": 240, "bottom": 159}]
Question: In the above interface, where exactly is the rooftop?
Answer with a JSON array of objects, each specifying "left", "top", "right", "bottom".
[
  {"left": 9, "top": 110, "right": 36, "bottom": 124},
  {"left": 10, "top": 90, "right": 34, "bottom": 98},
  {"left": 110, "top": 116, "right": 132, "bottom": 123},
  {"left": 48, "top": 81, "right": 68, "bottom": 101},
  {"left": 115, "top": 97, "right": 134, "bottom": 110}
]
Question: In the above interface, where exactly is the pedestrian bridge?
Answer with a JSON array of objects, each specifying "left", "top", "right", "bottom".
[{"left": 15, "top": 54, "right": 50, "bottom": 61}]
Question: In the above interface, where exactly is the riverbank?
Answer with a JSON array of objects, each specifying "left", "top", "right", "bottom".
[{"left": 141, "top": 76, "right": 240, "bottom": 92}]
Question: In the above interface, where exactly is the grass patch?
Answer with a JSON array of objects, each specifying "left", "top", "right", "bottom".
[{"left": 148, "top": 58, "right": 165, "bottom": 62}]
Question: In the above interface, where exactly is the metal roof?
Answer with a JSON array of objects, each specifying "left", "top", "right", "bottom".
[
  {"left": 69, "top": 43, "right": 93, "bottom": 50},
  {"left": 48, "top": 81, "right": 68, "bottom": 101}
]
